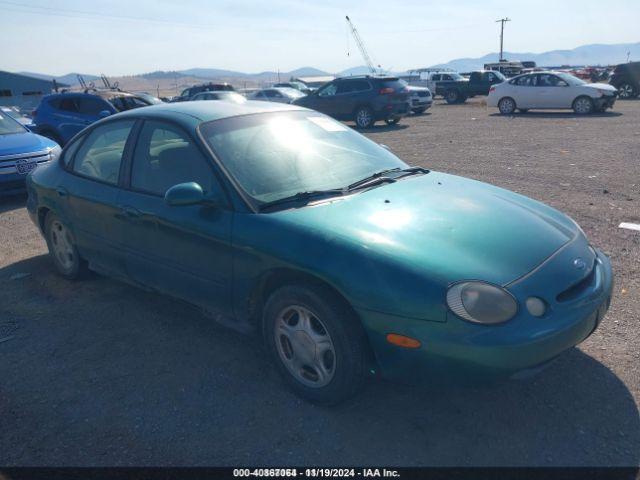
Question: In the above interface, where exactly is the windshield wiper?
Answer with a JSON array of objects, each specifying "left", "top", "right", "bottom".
[
  {"left": 347, "top": 166, "right": 429, "bottom": 191},
  {"left": 258, "top": 189, "right": 345, "bottom": 211}
]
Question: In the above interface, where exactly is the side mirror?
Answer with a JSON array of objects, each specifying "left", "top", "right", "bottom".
[
  {"left": 165, "top": 182, "right": 205, "bottom": 206},
  {"left": 98, "top": 110, "right": 111, "bottom": 118}
]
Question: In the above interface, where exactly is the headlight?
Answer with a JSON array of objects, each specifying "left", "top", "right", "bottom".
[
  {"left": 48, "top": 145, "right": 62, "bottom": 161},
  {"left": 446, "top": 281, "right": 518, "bottom": 324}
]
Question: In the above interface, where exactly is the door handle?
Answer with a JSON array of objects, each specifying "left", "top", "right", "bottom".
[
  {"left": 120, "top": 205, "right": 142, "bottom": 218},
  {"left": 56, "top": 187, "right": 68, "bottom": 197}
]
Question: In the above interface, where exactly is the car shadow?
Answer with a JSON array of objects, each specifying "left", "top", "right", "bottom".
[
  {"left": 0, "top": 192, "right": 27, "bottom": 214},
  {"left": 358, "top": 123, "right": 410, "bottom": 133},
  {"left": 489, "top": 111, "right": 623, "bottom": 119},
  {"left": 1, "top": 254, "right": 638, "bottom": 467}
]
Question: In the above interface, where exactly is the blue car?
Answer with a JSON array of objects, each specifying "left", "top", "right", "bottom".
[
  {"left": 0, "top": 110, "right": 60, "bottom": 195},
  {"left": 32, "top": 91, "right": 159, "bottom": 146}
]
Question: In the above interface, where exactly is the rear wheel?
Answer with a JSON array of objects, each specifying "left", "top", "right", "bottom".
[
  {"left": 617, "top": 83, "right": 637, "bottom": 99},
  {"left": 354, "top": 106, "right": 374, "bottom": 129},
  {"left": 498, "top": 97, "right": 517, "bottom": 114},
  {"left": 263, "top": 284, "right": 368, "bottom": 405},
  {"left": 44, "top": 213, "right": 87, "bottom": 279},
  {"left": 572, "top": 96, "right": 594, "bottom": 115},
  {"left": 412, "top": 108, "right": 426, "bottom": 115}
]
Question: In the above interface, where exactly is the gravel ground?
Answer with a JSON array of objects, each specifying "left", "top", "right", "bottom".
[{"left": 0, "top": 99, "right": 639, "bottom": 467}]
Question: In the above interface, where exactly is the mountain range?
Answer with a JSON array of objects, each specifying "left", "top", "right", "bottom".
[{"left": 16, "top": 42, "right": 639, "bottom": 87}]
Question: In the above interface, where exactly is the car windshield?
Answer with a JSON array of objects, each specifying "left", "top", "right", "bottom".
[
  {"left": 0, "top": 111, "right": 26, "bottom": 135},
  {"left": 278, "top": 88, "right": 305, "bottom": 99},
  {"left": 200, "top": 111, "right": 407, "bottom": 205},
  {"left": 556, "top": 72, "right": 587, "bottom": 86},
  {"left": 217, "top": 92, "right": 246, "bottom": 103}
]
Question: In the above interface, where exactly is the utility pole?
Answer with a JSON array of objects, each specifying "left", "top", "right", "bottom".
[{"left": 496, "top": 18, "right": 511, "bottom": 61}]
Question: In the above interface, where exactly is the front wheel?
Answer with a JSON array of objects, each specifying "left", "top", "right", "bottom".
[
  {"left": 445, "top": 89, "right": 460, "bottom": 104},
  {"left": 263, "top": 284, "right": 369, "bottom": 405},
  {"left": 44, "top": 213, "right": 87, "bottom": 279},
  {"left": 354, "top": 107, "right": 375, "bottom": 129},
  {"left": 498, "top": 97, "right": 517, "bottom": 114},
  {"left": 573, "top": 96, "right": 594, "bottom": 115}
]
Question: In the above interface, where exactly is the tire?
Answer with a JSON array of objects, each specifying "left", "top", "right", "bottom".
[
  {"left": 385, "top": 117, "right": 400, "bottom": 125},
  {"left": 354, "top": 106, "right": 375, "bottom": 129},
  {"left": 412, "top": 108, "right": 426, "bottom": 115},
  {"left": 44, "top": 212, "right": 87, "bottom": 279},
  {"left": 572, "top": 96, "right": 594, "bottom": 115},
  {"left": 617, "top": 82, "right": 638, "bottom": 99},
  {"left": 498, "top": 97, "right": 517, "bottom": 114},
  {"left": 445, "top": 89, "right": 460, "bottom": 104},
  {"left": 518, "top": 109, "right": 529, "bottom": 113},
  {"left": 263, "top": 284, "right": 369, "bottom": 405}
]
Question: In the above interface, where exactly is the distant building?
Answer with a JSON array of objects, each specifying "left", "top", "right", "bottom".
[
  {"left": 292, "top": 75, "right": 335, "bottom": 89},
  {"left": 0, "top": 71, "right": 68, "bottom": 111}
]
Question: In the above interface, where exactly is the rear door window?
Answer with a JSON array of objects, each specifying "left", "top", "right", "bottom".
[
  {"left": 72, "top": 120, "right": 135, "bottom": 184},
  {"left": 59, "top": 97, "right": 79, "bottom": 112},
  {"left": 77, "top": 96, "right": 109, "bottom": 115}
]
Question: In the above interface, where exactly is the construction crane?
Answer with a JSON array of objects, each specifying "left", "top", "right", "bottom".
[{"left": 345, "top": 15, "right": 378, "bottom": 74}]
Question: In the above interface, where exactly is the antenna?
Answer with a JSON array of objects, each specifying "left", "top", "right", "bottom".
[{"left": 495, "top": 18, "right": 511, "bottom": 62}]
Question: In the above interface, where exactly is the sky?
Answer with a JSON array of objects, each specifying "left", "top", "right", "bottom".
[{"left": 1, "top": 0, "right": 639, "bottom": 76}]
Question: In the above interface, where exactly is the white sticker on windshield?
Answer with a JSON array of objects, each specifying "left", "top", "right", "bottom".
[{"left": 308, "top": 116, "right": 347, "bottom": 132}]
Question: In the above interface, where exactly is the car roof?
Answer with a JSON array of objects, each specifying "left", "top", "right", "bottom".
[{"left": 113, "top": 99, "right": 304, "bottom": 124}]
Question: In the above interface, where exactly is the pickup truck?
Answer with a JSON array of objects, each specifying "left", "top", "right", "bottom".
[{"left": 436, "top": 70, "right": 506, "bottom": 104}]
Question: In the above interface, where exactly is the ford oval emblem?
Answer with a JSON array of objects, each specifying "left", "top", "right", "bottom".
[{"left": 573, "top": 258, "right": 586, "bottom": 270}]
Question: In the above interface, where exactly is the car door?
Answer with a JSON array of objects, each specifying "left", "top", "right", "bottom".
[
  {"left": 117, "top": 119, "right": 234, "bottom": 316},
  {"left": 503, "top": 74, "right": 534, "bottom": 108},
  {"left": 535, "top": 74, "right": 573, "bottom": 108},
  {"left": 50, "top": 95, "right": 90, "bottom": 143},
  {"left": 307, "top": 82, "right": 340, "bottom": 117},
  {"left": 65, "top": 119, "right": 136, "bottom": 277}
]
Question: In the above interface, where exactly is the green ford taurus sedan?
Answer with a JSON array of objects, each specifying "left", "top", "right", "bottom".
[{"left": 26, "top": 101, "right": 613, "bottom": 404}]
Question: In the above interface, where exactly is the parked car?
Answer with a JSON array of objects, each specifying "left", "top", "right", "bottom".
[
  {"left": 32, "top": 91, "right": 156, "bottom": 145},
  {"left": 191, "top": 91, "right": 247, "bottom": 104},
  {"left": 135, "top": 92, "right": 164, "bottom": 105},
  {"left": 488, "top": 71, "right": 617, "bottom": 114},
  {"left": 407, "top": 86, "right": 432, "bottom": 114},
  {"left": 26, "top": 101, "right": 613, "bottom": 404},
  {"left": 294, "top": 75, "right": 410, "bottom": 128},
  {"left": 1, "top": 106, "right": 34, "bottom": 128},
  {"left": 436, "top": 70, "right": 506, "bottom": 104},
  {"left": 249, "top": 87, "right": 306, "bottom": 104},
  {"left": 0, "top": 110, "right": 60, "bottom": 195},
  {"left": 608, "top": 61, "right": 640, "bottom": 99},
  {"left": 171, "top": 83, "right": 235, "bottom": 102},
  {"left": 273, "top": 81, "right": 313, "bottom": 94},
  {"left": 403, "top": 71, "right": 464, "bottom": 97}
]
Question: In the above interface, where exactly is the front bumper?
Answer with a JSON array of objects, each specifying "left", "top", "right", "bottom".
[
  {"left": 594, "top": 95, "right": 616, "bottom": 109},
  {"left": 358, "top": 247, "right": 613, "bottom": 384}
]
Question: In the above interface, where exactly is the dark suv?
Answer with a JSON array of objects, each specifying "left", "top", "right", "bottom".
[
  {"left": 293, "top": 76, "right": 409, "bottom": 128},
  {"left": 171, "top": 83, "right": 235, "bottom": 102},
  {"left": 609, "top": 61, "right": 640, "bottom": 99}
]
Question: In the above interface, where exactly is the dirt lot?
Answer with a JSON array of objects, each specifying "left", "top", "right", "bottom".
[{"left": 1, "top": 99, "right": 639, "bottom": 467}]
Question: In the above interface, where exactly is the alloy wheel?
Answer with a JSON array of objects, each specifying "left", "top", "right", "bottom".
[
  {"left": 274, "top": 305, "right": 336, "bottom": 388},
  {"left": 499, "top": 98, "right": 515, "bottom": 114},
  {"left": 573, "top": 97, "right": 593, "bottom": 114},
  {"left": 618, "top": 84, "right": 635, "bottom": 99},
  {"left": 356, "top": 109, "right": 372, "bottom": 128}
]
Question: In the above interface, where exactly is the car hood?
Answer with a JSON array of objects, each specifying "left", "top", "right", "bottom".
[
  {"left": 0, "top": 131, "right": 58, "bottom": 156},
  {"left": 583, "top": 83, "right": 617, "bottom": 93},
  {"left": 273, "top": 172, "right": 578, "bottom": 286}
]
